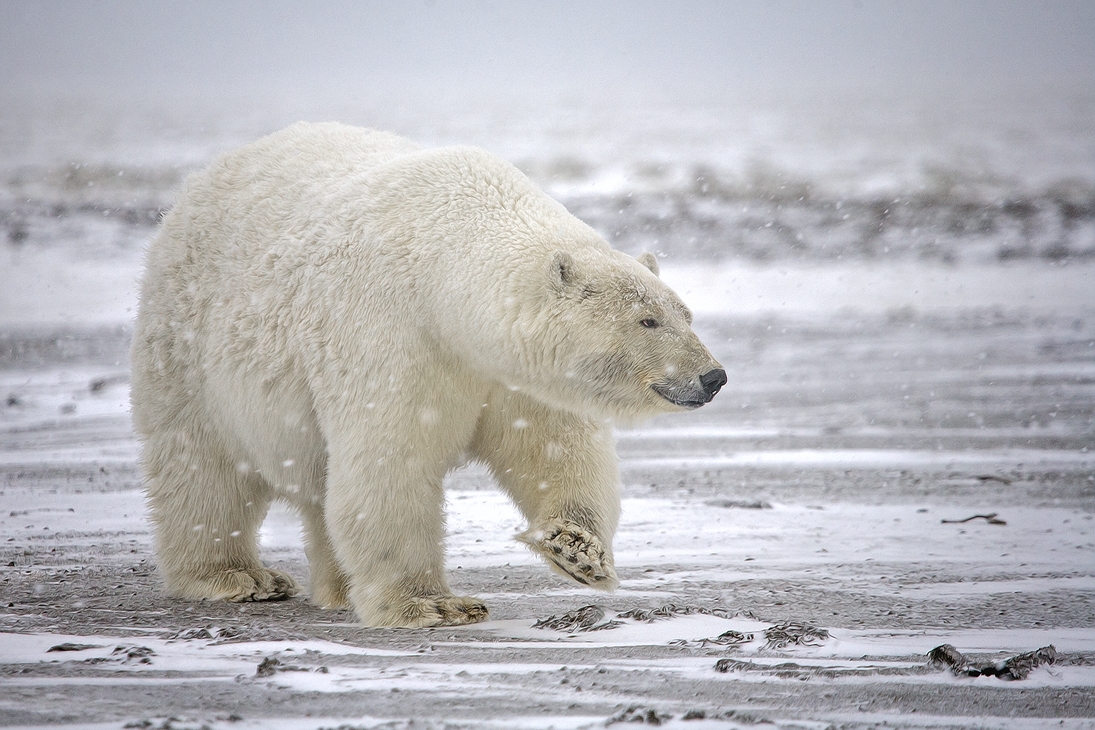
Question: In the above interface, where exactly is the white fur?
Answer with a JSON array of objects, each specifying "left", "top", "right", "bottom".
[{"left": 131, "top": 123, "right": 721, "bottom": 627}]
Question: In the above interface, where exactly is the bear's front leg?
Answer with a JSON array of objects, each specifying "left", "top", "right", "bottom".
[
  {"left": 322, "top": 401, "right": 489, "bottom": 628},
  {"left": 471, "top": 390, "right": 621, "bottom": 591}
]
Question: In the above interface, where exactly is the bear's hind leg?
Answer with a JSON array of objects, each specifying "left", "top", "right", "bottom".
[{"left": 143, "top": 427, "right": 300, "bottom": 602}]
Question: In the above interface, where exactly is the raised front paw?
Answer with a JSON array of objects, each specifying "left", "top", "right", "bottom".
[{"left": 519, "top": 519, "right": 619, "bottom": 590}]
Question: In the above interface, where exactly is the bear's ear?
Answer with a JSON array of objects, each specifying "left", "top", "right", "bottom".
[
  {"left": 550, "top": 251, "right": 579, "bottom": 288},
  {"left": 636, "top": 251, "right": 660, "bottom": 277}
]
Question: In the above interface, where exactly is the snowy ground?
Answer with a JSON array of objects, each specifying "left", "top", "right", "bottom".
[{"left": 1, "top": 90, "right": 1094, "bottom": 728}]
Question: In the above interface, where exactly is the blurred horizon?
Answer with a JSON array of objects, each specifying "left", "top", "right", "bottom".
[{"left": 2, "top": 0, "right": 1093, "bottom": 329}]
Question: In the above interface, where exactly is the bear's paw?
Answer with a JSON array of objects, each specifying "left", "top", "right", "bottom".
[
  {"left": 171, "top": 567, "right": 300, "bottom": 603},
  {"left": 520, "top": 520, "right": 619, "bottom": 591},
  {"left": 385, "top": 595, "right": 489, "bottom": 628}
]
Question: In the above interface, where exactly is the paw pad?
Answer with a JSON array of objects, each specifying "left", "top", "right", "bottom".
[{"left": 520, "top": 519, "right": 618, "bottom": 590}]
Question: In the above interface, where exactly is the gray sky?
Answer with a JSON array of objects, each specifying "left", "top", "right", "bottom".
[{"left": 2, "top": 0, "right": 1093, "bottom": 98}]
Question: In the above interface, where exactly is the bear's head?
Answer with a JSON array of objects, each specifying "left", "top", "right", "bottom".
[{"left": 527, "top": 245, "right": 726, "bottom": 422}]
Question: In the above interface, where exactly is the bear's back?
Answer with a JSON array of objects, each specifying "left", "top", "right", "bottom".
[
  {"left": 138, "top": 123, "right": 610, "bottom": 388},
  {"left": 181, "top": 122, "right": 421, "bottom": 218},
  {"left": 220, "top": 122, "right": 422, "bottom": 184},
  {"left": 135, "top": 125, "right": 424, "bottom": 372},
  {"left": 146, "top": 123, "right": 424, "bottom": 302}
]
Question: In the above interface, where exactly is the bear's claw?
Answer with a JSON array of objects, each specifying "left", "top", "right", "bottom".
[{"left": 520, "top": 520, "right": 618, "bottom": 590}]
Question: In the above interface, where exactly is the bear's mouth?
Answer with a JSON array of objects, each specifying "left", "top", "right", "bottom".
[{"left": 651, "top": 383, "right": 711, "bottom": 409}]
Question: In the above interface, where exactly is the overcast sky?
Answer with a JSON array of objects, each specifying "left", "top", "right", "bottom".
[{"left": 2, "top": 0, "right": 1093, "bottom": 99}]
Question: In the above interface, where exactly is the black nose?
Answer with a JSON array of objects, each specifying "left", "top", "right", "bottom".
[{"left": 700, "top": 368, "right": 727, "bottom": 397}]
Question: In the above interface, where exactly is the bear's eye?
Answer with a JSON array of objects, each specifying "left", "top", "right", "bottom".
[{"left": 640, "top": 318, "right": 659, "bottom": 329}]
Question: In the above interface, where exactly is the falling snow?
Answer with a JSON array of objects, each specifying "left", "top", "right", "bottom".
[{"left": 1, "top": 81, "right": 1094, "bottom": 728}]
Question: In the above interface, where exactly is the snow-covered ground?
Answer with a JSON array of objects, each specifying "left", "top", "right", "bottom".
[{"left": 1, "top": 89, "right": 1093, "bottom": 728}]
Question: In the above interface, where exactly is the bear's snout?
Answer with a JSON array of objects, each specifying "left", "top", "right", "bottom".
[
  {"left": 700, "top": 368, "right": 727, "bottom": 398},
  {"left": 651, "top": 365, "right": 726, "bottom": 410}
]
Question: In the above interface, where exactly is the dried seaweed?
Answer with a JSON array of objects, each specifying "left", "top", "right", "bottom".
[
  {"left": 615, "top": 604, "right": 733, "bottom": 622},
  {"left": 607, "top": 704, "right": 673, "bottom": 725},
  {"left": 533, "top": 603, "right": 739, "bottom": 633},
  {"left": 763, "top": 622, "right": 830, "bottom": 649},
  {"left": 928, "top": 643, "right": 1056, "bottom": 680},
  {"left": 112, "top": 645, "right": 154, "bottom": 665},
  {"left": 255, "top": 655, "right": 326, "bottom": 678},
  {"left": 670, "top": 629, "right": 754, "bottom": 649},
  {"left": 532, "top": 604, "right": 622, "bottom": 632},
  {"left": 47, "top": 642, "right": 102, "bottom": 652},
  {"left": 940, "top": 513, "right": 1007, "bottom": 525}
]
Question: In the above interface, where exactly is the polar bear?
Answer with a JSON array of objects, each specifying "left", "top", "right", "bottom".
[{"left": 131, "top": 122, "right": 725, "bottom": 628}]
